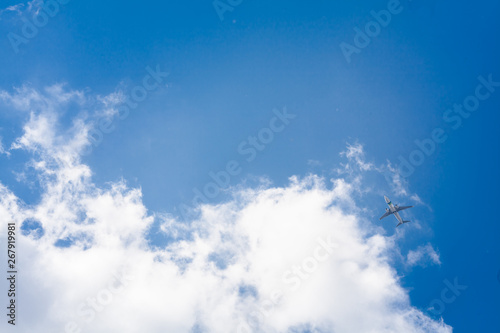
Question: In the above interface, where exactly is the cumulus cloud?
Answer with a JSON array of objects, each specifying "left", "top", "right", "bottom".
[
  {"left": 407, "top": 243, "right": 441, "bottom": 267},
  {"left": 0, "top": 86, "right": 451, "bottom": 332}
]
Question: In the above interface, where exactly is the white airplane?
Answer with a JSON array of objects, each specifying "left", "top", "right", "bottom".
[{"left": 379, "top": 195, "right": 413, "bottom": 227}]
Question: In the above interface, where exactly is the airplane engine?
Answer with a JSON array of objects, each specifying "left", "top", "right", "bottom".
[{"left": 386, "top": 208, "right": 389, "bottom": 212}]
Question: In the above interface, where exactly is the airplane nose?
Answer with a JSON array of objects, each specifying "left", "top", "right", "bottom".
[{"left": 384, "top": 195, "right": 389, "bottom": 203}]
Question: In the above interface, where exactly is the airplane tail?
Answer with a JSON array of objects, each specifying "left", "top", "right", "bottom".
[{"left": 396, "top": 220, "right": 411, "bottom": 227}]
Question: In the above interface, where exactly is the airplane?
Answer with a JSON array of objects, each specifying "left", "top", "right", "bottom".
[{"left": 379, "top": 195, "right": 413, "bottom": 227}]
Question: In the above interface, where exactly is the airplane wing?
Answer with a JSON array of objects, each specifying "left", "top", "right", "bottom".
[
  {"left": 379, "top": 211, "right": 393, "bottom": 220},
  {"left": 395, "top": 205, "right": 413, "bottom": 212}
]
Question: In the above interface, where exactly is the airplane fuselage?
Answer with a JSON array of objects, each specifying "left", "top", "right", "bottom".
[{"left": 384, "top": 195, "right": 404, "bottom": 224}]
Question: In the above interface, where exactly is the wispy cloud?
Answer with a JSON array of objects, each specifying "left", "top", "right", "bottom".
[
  {"left": 0, "top": 0, "right": 42, "bottom": 17},
  {"left": 407, "top": 243, "right": 441, "bottom": 267},
  {"left": 337, "top": 142, "right": 426, "bottom": 210},
  {"left": 339, "top": 142, "right": 374, "bottom": 173},
  {"left": 1, "top": 4, "right": 24, "bottom": 15},
  {"left": 0, "top": 84, "right": 120, "bottom": 158},
  {"left": 0, "top": 137, "right": 10, "bottom": 156}
]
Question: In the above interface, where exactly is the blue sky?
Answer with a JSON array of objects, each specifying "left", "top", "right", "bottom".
[{"left": 0, "top": 0, "right": 499, "bottom": 332}]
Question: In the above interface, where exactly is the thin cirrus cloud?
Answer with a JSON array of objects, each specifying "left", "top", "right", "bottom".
[
  {"left": 0, "top": 0, "right": 42, "bottom": 17},
  {"left": 407, "top": 243, "right": 442, "bottom": 267},
  {"left": 0, "top": 85, "right": 451, "bottom": 332}
]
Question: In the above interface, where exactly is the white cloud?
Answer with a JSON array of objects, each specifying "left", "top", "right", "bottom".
[
  {"left": 0, "top": 86, "right": 451, "bottom": 332},
  {"left": 0, "top": 0, "right": 43, "bottom": 17},
  {"left": 0, "top": 85, "right": 43, "bottom": 111},
  {"left": 0, "top": 84, "right": 123, "bottom": 163},
  {"left": 307, "top": 159, "right": 321, "bottom": 167},
  {"left": 407, "top": 243, "right": 441, "bottom": 267},
  {"left": 0, "top": 3, "right": 23, "bottom": 17},
  {"left": 338, "top": 142, "right": 374, "bottom": 173},
  {"left": 0, "top": 137, "right": 10, "bottom": 156}
]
